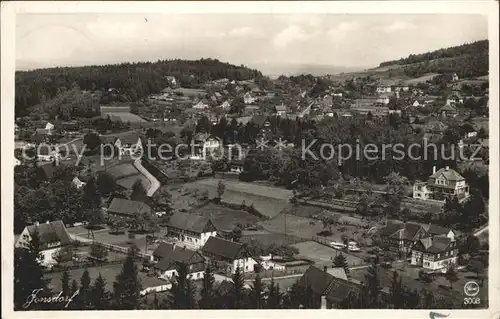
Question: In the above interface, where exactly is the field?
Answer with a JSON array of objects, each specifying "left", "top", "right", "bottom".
[
  {"left": 181, "top": 178, "right": 293, "bottom": 218},
  {"left": 403, "top": 73, "right": 440, "bottom": 85},
  {"left": 45, "top": 262, "right": 167, "bottom": 292},
  {"left": 172, "top": 87, "right": 207, "bottom": 97},
  {"left": 107, "top": 163, "right": 139, "bottom": 179},
  {"left": 291, "top": 241, "right": 364, "bottom": 267},
  {"left": 240, "top": 231, "right": 305, "bottom": 247},
  {"left": 102, "top": 112, "right": 148, "bottom": 123}
]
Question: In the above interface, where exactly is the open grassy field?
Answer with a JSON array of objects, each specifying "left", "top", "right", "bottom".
[
  {"left": 173, "top": 87, "right": 207, "bottom": 97},
  {"left": 403, "top": 73, "right": 440, "bottom": 85},
  {"left": 45, "top": 262, "right": 167, "bottom": 292},
  {"left": 107, "top": 163, "right": 139, "bottom": 179},
  {"left": 116, "top": 174, "right": 151, "bottom": 191},
  {"left": 184, "top": 178, "right": 293, "bottom": 218},
  {"left": 240, "top": 231, "right": 305, "bottom": 247},
  {"left": 102, "top": 111, "right": 148, "bottom": 123},
  {"left": 291, "top": 241, "right": 364, "bottom": 267}
]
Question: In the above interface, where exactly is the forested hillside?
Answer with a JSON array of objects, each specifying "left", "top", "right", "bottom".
[
  {"left": 379, "top": 40, "right": 488, "bottom": 78},
  {"left": 15, "top": 58, "right": 262, "bottom": 117}
]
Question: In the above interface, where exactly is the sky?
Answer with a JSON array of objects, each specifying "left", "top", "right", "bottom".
[{"left": 16, "top": 14, "right": 488, "bottom": 75}]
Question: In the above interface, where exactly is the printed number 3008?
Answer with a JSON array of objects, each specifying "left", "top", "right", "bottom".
[{"left": 464, "top": 297, "right": 481, "bottom": 305}]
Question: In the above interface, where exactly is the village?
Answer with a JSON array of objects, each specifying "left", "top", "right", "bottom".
[{"left": 13, "top": 40, "right": 490, "bottom": 310}]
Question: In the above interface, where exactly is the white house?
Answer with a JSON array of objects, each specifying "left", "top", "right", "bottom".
[
  {"left": 274, "top": 104, "right": 288, "bottom": 116},
  {"left": 72, "top": 176, "right": 87, "bottom": 189},
  {"left": 219, "top": 100, "right": 231, "bottom": 110},
  {"left": 15, "top": 220, "right": 73, "bottom": 267},
  {"left": 45, "top": 122, "right": 55, "bottom": 133},
  {"left": 192, "top": 133, "right": 222, "bottom": 158},
  {"left": 193, "top": 100, "right": 209, "bottom": 109},
  {"left": 166, "top": 212, "right": 218, "bottom": 249},
  {"left": 260, "top": 255, "right": 286, "bottom": 271},
  {"left": 37, "top": 146, "right": 61, "bottom": 162},
  {"left": 202, "top": 236, "right": 259, "bottom": 274},
  {"left": 152, "top": 243, "right": 206, "bottom": 280},
  {"left": 412, "top": 166, "right": 470, "bottom": 202},
  {"left": 376, "top": 86, "right": 392, "bottom": 93},
  {"left": 114, "top": 136, "right": 143, "bottom": 156},
  {"left": 243, "top": 92, "right": 255, "bottom": 104},
  {"left": 377, "top": 95, "right": 390, "bottom": 105}
]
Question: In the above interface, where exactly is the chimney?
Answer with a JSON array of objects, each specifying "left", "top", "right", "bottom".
[
  {"left": 320, "top": 295, "right": 327, "bottom": 309},
  {"left": 445, "top": 166, "right": 449, "bottom": 171},
  {"left": 432, "top": 166, "right": 436, "bottom": 174},
  {"left": 323, "top": 266, "right": 328, "bottom": 272}
]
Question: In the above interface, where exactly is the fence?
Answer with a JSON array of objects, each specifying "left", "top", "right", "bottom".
[
  {"left": 43, "top": 257, "right": 126, "bottom": 274},
  {"left": 98, "top": 241, "right": 150, "bottom": 259}
]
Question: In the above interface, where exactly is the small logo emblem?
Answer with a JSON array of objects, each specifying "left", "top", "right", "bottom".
[{"left": 464, "top": 281, "right": 480, "bottom": 297}]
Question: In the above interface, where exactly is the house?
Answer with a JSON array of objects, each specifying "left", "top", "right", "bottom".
[
  {"left": 152, "top": 243, "right": 206, "bottom": 280},
  {"left": 201, "top": 236, "right": 258, "bottom": 274},
  {"left": 36, "top": 164, "right": 57, "bottom": 180},
  {"left": 106, "top": 198, "right": 152, "bottom": 218},
  {"left": 229, "top": 158, "right": 245, "bottom": 174},
  {"left": 32, "top": 128, "right": 51, "bottom": 143},
  {"left": 243, "top": 92, "right": 255, "bottom": 104},
  {"left": 214, "top": 92, "right": 223, "bottom": 102},
  {"left": 249, "top": 115, "right": 270, "bottom": 131},
  {"left": 380, "top": 222, "right": 429, "bottom": 255},
  {"left": 321, "top": 95, "right": 334, "bottom": 107},
  {"left": 297, "top": 266, "right": 365, "bottom": 309},
  {"left": 37, "top": 146, "right": 61, "bottom": 162},
  {"left": 413, "top": 166, "right": 470, "bottom": 202},
  {"left": 332, "top": 92, "right": 343, "bottom": 97},
  {"left": 192, "top": 133, "right": 222, "bottom": 158},
  {"left": 15, "top": 220, "right": 72, "bottom": 267},
  {"left": 376, "top": 85, "right": 392, "bottom": 93},
  {"left": 446, "top": 95, "right": 464, "bottom": 105},
  {"left": 72, "top": 176, "right": 87, "bottom": 189},
  {"left": 166, "top": 76, "right": 177, "bottom": 87},
  {"left": 452, "top": 73, "right": 459, "bottom": 82},
  {"left": 440, "top": 104, "right": 458, "bottom": 118},
  {"left": 113, "top": 135, "right": 143, "bottom": 156},
  {"left": 193, "top": 100, "right": 209, "bottom": 109},
  {"left": 334, "top": 110, "right": 353, "bottom": 118},
  {"left": 167, "top": 212, "right": 217, "bottom": 249},
  {"left": 274, "top": 104, "right": 288, "bottom": 116},
  {"left": 376, "top": 95, "right": 391, "bottom": 105},
  {"left": 260, "top": 255, "right": 286, "bottom": 271},
  {"left": 219, "top": 100, "right": 231, "bottom": 110},
  {"left": 410, "top": 236, "right": 458, "bottom": 273},
  {"left": 423, "top": 224, "right": 456, "bottom": 241}
]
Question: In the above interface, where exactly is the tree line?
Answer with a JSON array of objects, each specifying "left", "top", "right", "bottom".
[{"left": 15, "top": 58, "right": 262, "bottom": 117}]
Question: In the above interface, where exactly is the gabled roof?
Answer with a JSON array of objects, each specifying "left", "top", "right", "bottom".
[
  {"left": 275, "top": 104, "right": 287, "bottom": 112},
  {"left": 425, "top": 224, "right": 452, "bottom": 236},
  {"left": 429, "top": 168, "right": 464, "bottom": 181},
  {"left": 167, "top": 212, "right": 216, "bottom": 234},
  {"left": 26, "top": 220, "right": 72, "bottom": 248},
  {"left": 440, "top": 104, "right": 457, "bottom": 112},
  {"left": 37, "top": 164, "right": 57, "bottom": 179},
  {"left": 380, "top": 222, "right": 425, "bottom": 241},
  {"left": 153, "top": 243, "right": 205, "bottom": 271},
  {"left": 202, "top": 236, "right": 246, "bottom": 260},
  {"left": 250, "top": 115, "right": 268, "bottom": 127},
  {"left": 415, "top": 237, "right": 452, "bottom": 254},
  {"left": 107, "top": 198, "right": 151, "bottom": 216},
  {"left": 33, "top": 128, "right": 49, "bottom": 136}
]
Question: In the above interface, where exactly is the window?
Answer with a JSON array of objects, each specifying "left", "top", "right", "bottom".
[
  {"left": 246, "top": 266, "right": 248, "bottom": 271},
  {"left": 197, "top": 273, "right": 200, "bottom": 278}
]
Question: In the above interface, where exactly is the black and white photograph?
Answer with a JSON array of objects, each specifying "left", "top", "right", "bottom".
[{"left": 2, "top": 1, "right": 499, "bottom": 317}]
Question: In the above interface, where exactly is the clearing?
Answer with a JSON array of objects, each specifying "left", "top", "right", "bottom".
[
  {"left": 291, "top": 241, "right": 364, "bottom": 267},
  {"left": 192, "top": 202, "right": 261, "bottom": 232}
]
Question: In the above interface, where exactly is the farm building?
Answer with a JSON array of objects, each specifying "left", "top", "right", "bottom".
[
  {"left": 151, "top": 242, "right": 206, "bottom": 280},
  {"left": 166, "top": 212, "right": 218, "bottom": 249},
  {"left": 106, "top": 198, "right": 152, "bottom": 218},
  {"left": 201, "top": 236, "right": 258, "bottom": 274}
]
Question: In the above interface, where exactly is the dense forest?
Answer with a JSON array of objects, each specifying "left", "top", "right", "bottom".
[
  {"left": 15, "top": 58, "right": 263, "bottom": 117},
  {"left": 379, "top": 40, "right": 489, "bottom": 78}
]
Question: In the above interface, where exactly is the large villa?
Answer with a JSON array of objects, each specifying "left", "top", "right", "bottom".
[{"left": 413, "top": 166, "right": 470, "bottom": 202}]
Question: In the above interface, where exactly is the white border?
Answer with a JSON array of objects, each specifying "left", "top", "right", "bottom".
[{"left": 2, "top": 2, "right": 499, "bottom": 319}]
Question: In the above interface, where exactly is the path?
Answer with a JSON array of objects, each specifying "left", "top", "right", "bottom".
[
  {"left": 134, "top": 159, "right": 161, "bottom": 197},
  {"left": 474, "top": 224, "right": 488, "bottom": 237}
]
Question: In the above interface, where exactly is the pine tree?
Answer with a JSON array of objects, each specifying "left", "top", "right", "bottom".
[
  {"left": 364, "top": 263, "right": 381, "bottom": 308},
  {"left": 14, "top": 230, "right": 49, "bottom": 310},
  {"left": 333, "top": 253, "right": 350, "bottom": 279},
  {"left": 199, "top": 264, "right": 216, "bottom": 309},
  {"left": 266, "top": 279, "right": 282, "bottom": 309},
  {"left": 169, "top": 263, "right": 196, "bottom": 309},
  {"left": 78, "top": 268, "right": 91, "bottom": 309},
  {"left": 390, "top": 271, "right": 404, "bottom": 308},
  {"left": 112, "top": 248, "right": 142, "bottom": 309},
  {"left": 92, "top": 273, "right": 109, "bottom": 310},
  {"left": 71, "top": 279, "right": 79, "bottom": 295},
  {"left": 230, "top": 266, "right": 246, "bottom": 309},
  {"left": 445, "top": 267, "right": 459, "bottom": 289},
  {"left": 61, "top": 269, "right": 71, "bottom": 296},
  {"left": 250, "top": 270, "right": 264, "bottom": 309}
]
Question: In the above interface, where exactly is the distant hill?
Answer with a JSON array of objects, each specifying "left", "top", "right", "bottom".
[
  {"left": 250, "top": 62, "right": 364, "bottom": 78},
  {"left": 15, "top": 58, "right": 262, "bottom": 117},
  {"left": 378, "top": 40, "right": 488, "bottom": 79}
]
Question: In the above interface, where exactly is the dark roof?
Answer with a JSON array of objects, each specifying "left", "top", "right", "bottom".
[
  {"left": 440, "top": 104, "right": 457, "bottom": 112},
  {"left": 118, "top": 134, "right": 143, "bottom": 146},
  {"left": 297, "top": 266, "right": 334, "bottom": 296},
  {"left": 167, "top": 212, "right": 215, "bottom": 234},
  {"left": 26, "top": 221, "right": 72, "bottom": 248},
  {"left": 415, "top": 237, "right": 452, "bottom": 254},
  {"left": 107, "top": 198, "right": 151, "bottom": 216},
  {"left": 250, "top": 115, "right": 268, "bottom": 127},
  {"left": 33, "top": 128, "right": 49, "bottom": 136},
  {"left": 325, "top": 277, "right": 364, "bottom": 303},
  {"left": 380, "top": 222, "right": 425, "bottom": 240},
  {"left": 153, "top": 243, "right": 205, "bottom": 271},
  {"left": 429, "top": 168, "right": 464, "bottom": 181},
  {"left": 425, "top": 224, "right": 452, "bottom": 236},
  {"left": 37, "top": 164, "right": 57, "bottom": 179},
  {"left": 202, "top": 236, "right": 245, "bottom": 260}
]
